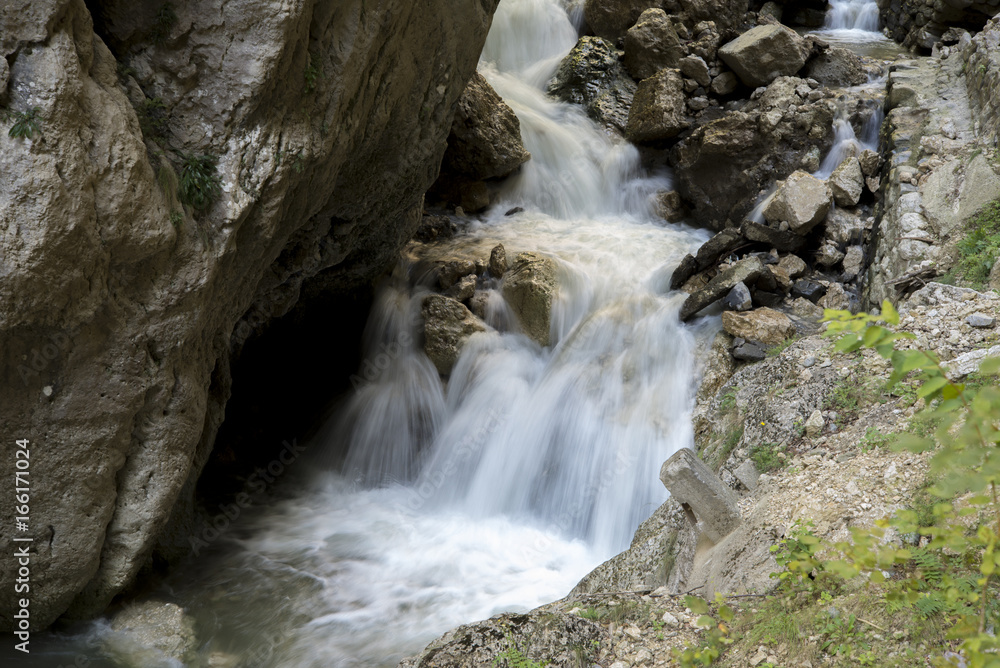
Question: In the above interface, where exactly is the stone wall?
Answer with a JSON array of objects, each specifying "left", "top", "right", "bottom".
[{"left": 877, "top": 0, "right": 999, "bottom": 50}]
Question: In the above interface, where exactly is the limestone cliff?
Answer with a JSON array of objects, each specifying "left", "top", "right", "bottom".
[{"left": 0, "top": 0, "right": 498, "bottom": 629}]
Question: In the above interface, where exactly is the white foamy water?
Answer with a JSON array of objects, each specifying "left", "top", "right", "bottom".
[
  {"left": 815, "top": 0, "right": 883, "bottom": 43},
  {"left": 16, "top": 2, "right": 717, "bottom": 667}
]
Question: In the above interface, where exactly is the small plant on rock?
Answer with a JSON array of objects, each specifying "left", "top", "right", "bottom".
[
  {"left": 6, "top": 107, "right": 42, "bottom": 139},
  {"left": 178, "top": 152, "right": 222, "bottom": 211}
]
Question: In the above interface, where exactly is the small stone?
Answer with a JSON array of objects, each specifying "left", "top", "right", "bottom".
[
  {"left": 804, "top": 409, "right": 824, "bottom": 438},
  {"left": 884, "top": 462, "right": 898, "bottom": 480},
  {"left": 489, "top": 243, "right": 508, "bottom": 277},
  {"left": 792, "top": 279, "right": 827, "bottom": 303},
  {"left": 816, "top": 242, "right": 845, "bottom": 268},
  {"left": 723, "top": 281, "right": 753, "bottom": 311},
  {"left": 778, "top": 253, "right": 807, "bottom": 279},
  {"left": 661, "top": 611, "right": 679, "bottom": 626},
  {"left": 966, "top": 313, "right": 996, "bottom": 328},
  {"left": 734, "top": 460, "right": 759, "bottom": 490},
  {"left": 679, "top": 55, "right": 712, "bottom": 87},
  {"left": 447, "top": 274, "right": 477, "bottom": 301},
  {"left": 505, "top": 206, "right": 524, "bottom": 216},
  {"left": 42, "top": 385, "right": 53, "bottom": 397},
  {"left": 733, "top": 341, "right": 766, "bottom": 361}
]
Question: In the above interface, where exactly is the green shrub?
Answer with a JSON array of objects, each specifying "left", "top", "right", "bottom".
[
  {"left": 949, "top": 198, "right": 1000, "bottom": 290},
  {"left": 137, "top": 97, "right": 167, "bottom": 141},
  {"left": 749, "top": 441, "right": 785, "bottom": 472},
  {"left": 178, "top": 152, "right": 221, "bottom": 211},
  {"left": 304, "top": 50, "right": 321, "bottom": 94},
  {"left": 150, "top": 3, "right": 178, "bottom": 44}
]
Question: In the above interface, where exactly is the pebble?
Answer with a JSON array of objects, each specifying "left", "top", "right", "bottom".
[
  {"left": 966, "top": 312, "right": 996, "bottom": 328},
  {"left": 801, "top": 356, "right": 816, "bottom": 368}
]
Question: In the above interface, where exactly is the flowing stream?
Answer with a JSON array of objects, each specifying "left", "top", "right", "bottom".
[
  {"left": 23, "top": 1, "right": 712, "bottom": 667},
  {"left": 818, "top": 0, "right": 883, "bottom": 41},
  {"left": 17, "top": 2, "right": 900, "bottom": 667}
]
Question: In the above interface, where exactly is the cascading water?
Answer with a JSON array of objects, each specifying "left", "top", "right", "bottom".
[
  {"left": 817, "top": 0, "right": 883, "bottom": 42},
  {"left": 23, "top": 1, "right": 715, "bottom": 667}
]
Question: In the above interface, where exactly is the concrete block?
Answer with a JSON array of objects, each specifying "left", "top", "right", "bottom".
[{"left": 660, "top": 448, "right": 742, "bottom": 542}]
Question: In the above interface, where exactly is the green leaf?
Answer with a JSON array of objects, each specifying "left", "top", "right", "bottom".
[
  {"left": 892, "top": 434, "right": 935, "bottom": 453},
  {"left": 863, "top": 325, "right": 884, "bottom": 347},
  {"left": 684, "top": 596, "right": 709, "bottom": 615},
  {"left": 900, "top": 350, "right": 930, "bottom": 373},
  {"left": 881, "top": 300, "right": 900, "bottom": 325},
  {"left": 694, "top": 615, "right": 715, "bottom": 629},
  {"left": 718, "top": 605, "right": 734, "bottom": 623},
  {"left": 917, "top": 376, "right": 949, "bottom": 399},
  {"left": 980, "top": 356, "right": 1000, "bottom": 375},
  {"left": 834, "top": 333, "right": 861, "bottom": 352}
]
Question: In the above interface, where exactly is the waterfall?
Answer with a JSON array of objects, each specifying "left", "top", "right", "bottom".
[
  {"left": 74, "top": 1, "right": 715, "bottom": 667},
  {"left": 822, "top": 0, "right": 881, "bottom": 34}
]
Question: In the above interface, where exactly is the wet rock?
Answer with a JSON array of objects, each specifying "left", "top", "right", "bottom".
[
  {"left": 792, "top": 279, "right": 827, "bottom": 303},
  {"left": 680, "top": 256, "right": 766, "bottom": 321},
  {"left": 548, "top": 36, "right": 636, "bottom": 134},
  {"left": 422, "top": 295, "right": 487, "bottom": 375},
  {"left": 0, "top": 56, "right": 7, "bottom": 98},
  {"left": 829, "top": 156, "right": 864, "bottom": 207},
  {"left": 438, "top": 259, "right": 478, "bottom": 289},
  {"left": 803, "top": 45, "right": 867, "bottom": 87},
  {"left": 505, "top": 206, "right": 524, "bottom": 216},
  {"left": 724, "top": 282, "right": 753, "bottom": 311},
  {"left": 741, "top": 221, "right": 808, "bottom": 252},
  {"left": 721, "top": 307, "right": 796, "bottom": 345},
  {"left": 414, "top": 215, "right": 457, "bottom": 242},
  {"left": 442, "top": 72, "right": 531, "bottom": 180},
  {"left": 655, "top": 190, "right": 686, "bottom": 222},
  {"left": 709, "top": 71, "right": 739, "bottom": 96},
  {"left": 489, "top": 244, "right": 508, "bottom": 277},
  {"left": 816, "top": 242, "right": 845, "bottom": 268},
  {"left": 626, "top": 69, "right": 690, "bottom": 143},
  {"left": 763, "top": 170, "right": 832, "bottom": 235},
  {"left": 106, "top": 601, "right": 197, "bottom": 664},
  {"left": 679, "top": 55, "right": 711, "bottom": 87},
  {"left": 733, "top": 340, "right": 766, "bottom": 361},
  {"left": 791, "top": 296, "right": 824, "bottom": 319},
  {"left": 502, "top": 252, "right": 558, "bottom": 346},
  {"left": 718, "top": 25, "right": 809, "bottom": 88},
  {"left": 858, "top": 148, "right": 881, "bottom": 176},
  {"left": 670, "top": 254, "right": 701, "bottom": 291},
  {"left": 966, "top": 313, "right": 996, "bottom": 328},
  {"left": 399, "top": 610, "right": 608, "bottom": 668},
  {"left": 671, "top": 77, "right": 834, "bottom": 229},
  {"left": 447, "top": 275, "right": 477, "bottom": 302},
  {"left": 842, "top": 245, "right": 864, "bottom": 281},
  {"left": 623, "top": 9, "right": 685, "bottom": 81},
  {"left": 678, "top": 0, "right": 748, "bottom": 36},
  {"left": 759, "top": 1, "right": 783, "bottom": 21},
  {"left": 778, "top": 253, "right": 807, "bottom": 279}
]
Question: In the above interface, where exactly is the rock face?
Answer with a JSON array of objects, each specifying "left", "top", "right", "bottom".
[
  {"left": 106, "top": 601, "right": 197, "bottom": 664},
  {"left": 965, "top": 16, "right": 1000, "bottom": 143},
  {"left": 718, "top": 25, "right": 809, "bottom": 88},
  {"left": 422, "top": 295, "right": 487, "bottom": 375},
  {"left": 623, "top": 9, "right": 685, "bottom": 80},
  {"left": 625, "top": 69, "right": 689, "bottom": 142},
  {"left": 548, "top": 36, "right": 637, "bottom": 134},
  {"left": 671, "top": 76, "right": 835, "bottom": 230},
  {"left": 879, "top": 0, "right": 995, "bottom": 50},
  {"left": 721, "top": 308, "right": 797, "bottom": 345},
  {"left": 763, "top": 170, "right": 832, "bottom": 234},
  {"left": 441, "top": 71, "right": 530, "bottom": 180},
  {"left": 0, "top": 0, "right": 499, "bottom": 629},
  {"left": 502, "top": 252, "right": 559, "bottom": 347}
]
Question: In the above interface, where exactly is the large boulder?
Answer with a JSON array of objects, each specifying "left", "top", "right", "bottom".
[
  {"left": 584, "top": 0, "right": 660, "bottom": 41},
  {"left": 677, "top": 0, "right": 749, "bottom": 36},
  {"left": 763, "top": 170, "right": 832, "bottom": 234},
  {"left": 0, "top": 0, "right": 500, "bottom": 629},
  {"left": 625, "top": 69, "right": 690, "bottom": 142},
  {"left": 548, "top": 36, "right": 637, "bottom": 134},
  {"left": 441, "top": 71, "right": 530, "bottom": 180},
  {"left": 623, "top": 9, "right": 686, "bottom": 81},
  {"left": 804, "top": 45, "right": 868, "bottom": 87},
  {"left": 720, "top": 307, "right": 797, "bottom": 345},
  {"left": 718, "top": 24, "right": 809, "bottom": 88},
  {"left": 422, "top": 295, "right": 487, "bottom": 375},
  {"left": 828, "top": 156, "right": 864, "bottom": 207},
  {"left": 680, "top": 256, "right": 766, "bottom": 321},
  {"left": 670, "top": 77, "right": 835, "bottom": 230},
  {"left": 502, "top": 252, "right": 559, "bottom": 346},
  {"left": 105, "top": 601, "right": 198, "bottom": 665}
]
